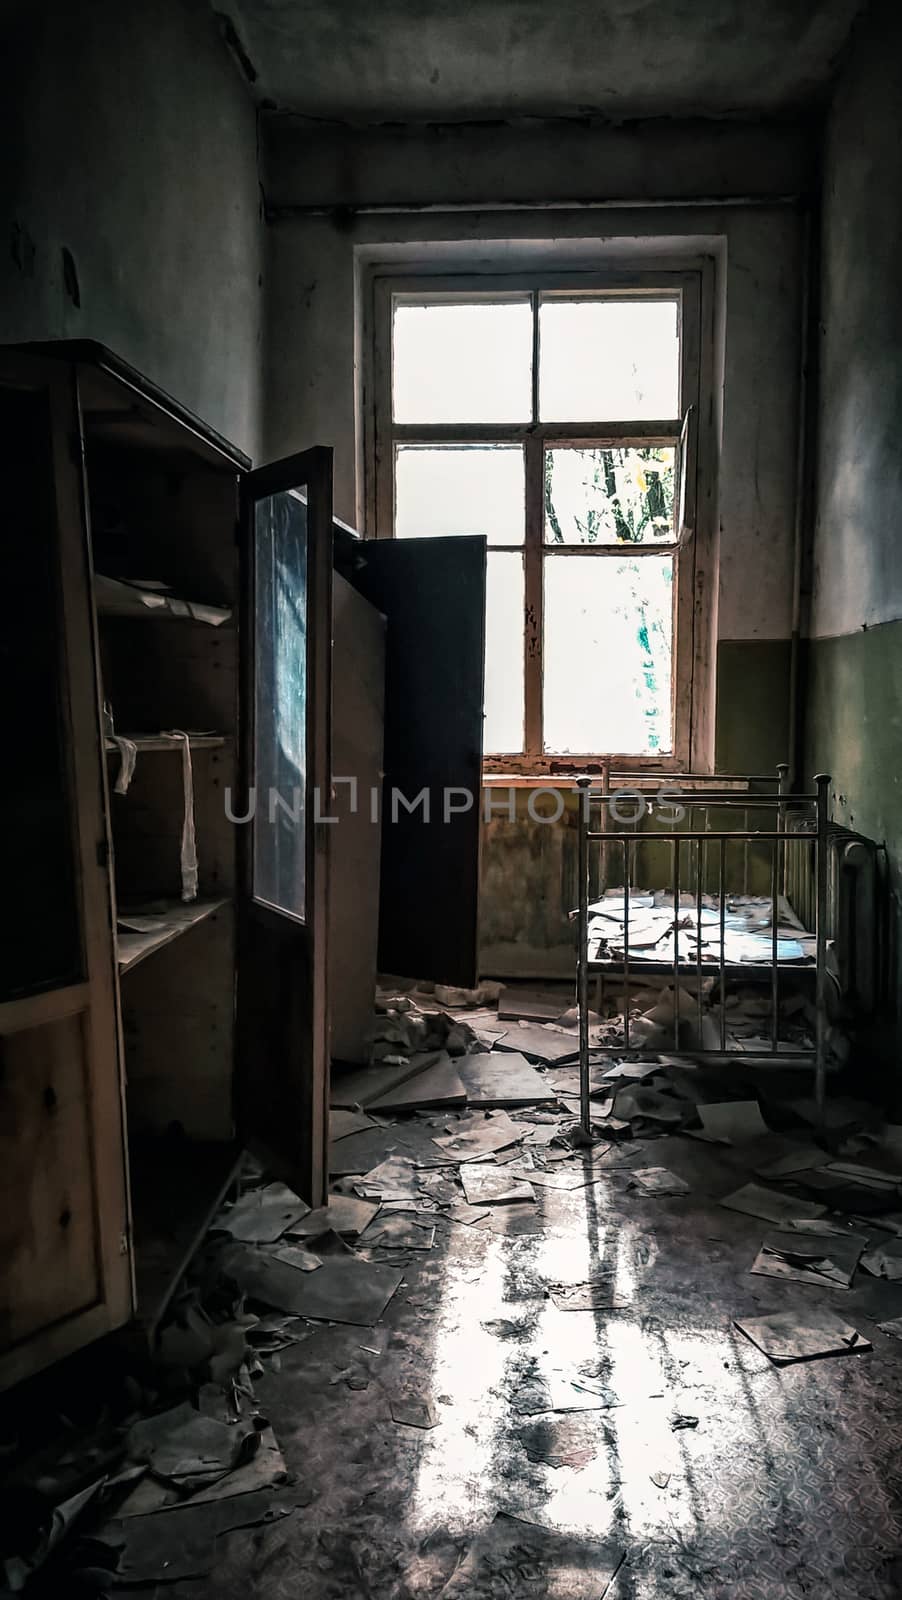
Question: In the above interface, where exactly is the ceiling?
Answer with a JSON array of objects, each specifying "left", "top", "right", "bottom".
[{"left": 218, "top": 0, "right": 867, "bottom": 123}]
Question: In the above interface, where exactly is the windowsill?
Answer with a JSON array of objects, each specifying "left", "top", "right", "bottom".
[
  {"left": 482, "top": 759, "right": 684, "bottom": 785},
  {"left": 481, "top": 764, "right": 757, "bottom": 792}
]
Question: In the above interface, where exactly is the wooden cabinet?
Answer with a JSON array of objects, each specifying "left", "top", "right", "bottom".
[
  {"left": 0, "top": 341, "right": 487, "bottom": 1390},
  {"left": 0, "top": 345, "right": 334, "bottom": 1387}
]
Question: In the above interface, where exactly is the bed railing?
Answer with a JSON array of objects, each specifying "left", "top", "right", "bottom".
[{"left": 575, "top": 768, "right": 832, "bottom": 1134}]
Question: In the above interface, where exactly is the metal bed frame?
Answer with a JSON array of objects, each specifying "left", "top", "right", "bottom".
[{"left": 575, "top": 766, "right": 832, "bottom": 1135}]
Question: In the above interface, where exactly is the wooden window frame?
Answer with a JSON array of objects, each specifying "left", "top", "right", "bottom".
[{"left": 367, "top": 267, "right": 712, "bottom": 776}]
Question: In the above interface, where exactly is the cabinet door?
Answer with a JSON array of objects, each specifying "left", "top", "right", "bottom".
[
  {"left": 334, "top": 533, "right": 486, "bottom": 988},
  {"left": 0, "top": 353, "right": 131, "bottom": 1389},
  {"left": 236, "top": 449, "right": 333, "bottom": 1204}
]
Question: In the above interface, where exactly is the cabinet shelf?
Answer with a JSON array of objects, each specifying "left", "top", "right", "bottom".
[
  {"left": 95, "top": 574, "right": 231, "bottom": 627},
  {"left": 116, "top": 896, "right": 230, "bottom": 973},
  {"left": 129, "top": 1136, "right": 242, "bottom": 1331},
  {"left": 105, "top": 733, "right": 227, "bottom": 753}
]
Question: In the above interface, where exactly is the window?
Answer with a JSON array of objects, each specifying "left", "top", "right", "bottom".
[{"left": 370, "top": 274, "right": 702, "bottom": 772}]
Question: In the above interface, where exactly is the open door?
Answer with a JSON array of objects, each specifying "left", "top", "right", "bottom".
[
  {"left": 237, "top": 449, "right": 333, "bottom": 1205},
  {"left": 334, "top": 533, "right": 486, "bottom": 988}
]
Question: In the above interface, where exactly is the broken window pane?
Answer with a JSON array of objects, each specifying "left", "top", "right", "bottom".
[
  {"left": 545, "top": 446, "right": 676, "bottom": 544},
  {"left": 539, "top": 298, "right": 679, "bottom": 422},
  {"left": 485, "top": 552, "right": 525, "bottom": 753},
  {"left": 395, "top": 445, "right": 524, "bottom": 544},
  {"left": 393, "top": 301, "right": 532, "bottom": 424},
  {"left": 543, "top": 554, "right": 673, "bottom": 754}
]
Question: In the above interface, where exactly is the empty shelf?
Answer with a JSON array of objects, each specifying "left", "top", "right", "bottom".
[{"left": 117, "top": 896, "right": 230, "bottom": 972}]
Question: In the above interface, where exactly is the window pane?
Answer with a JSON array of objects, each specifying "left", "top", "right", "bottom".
[
  {"left": 485, "top": 552, "right": 525, "bottom": 754},
  {"left": 253, "top": 488, "right": 307, "bottom": 919},
  {"left": 539, "top": 299, "right": 679, "bottom": 422},
  {"left": 545, "top": 446, "right": 675, "bottom": 544},
  {"left": 395, "top": 445, "right": 524, "bottom": 544},
  {"left": 393, "top": 301, "right": 532, "bottom": 423},
  {"left": 543, "top": 554, "right": 673, "bottom": 754}
]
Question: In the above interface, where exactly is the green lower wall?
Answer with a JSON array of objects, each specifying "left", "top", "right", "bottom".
[
  {"left": 806, "top": 623, "right": 902, "bottom": 855},
  {"left": 715, "top": 639, "right": 792, "bottom": 774},
  {"left": 806, "top": 620, "right": 902, "bottom": 1071},
  {"left": 479, "top": 789, "right": 579, "bottom": 978}
]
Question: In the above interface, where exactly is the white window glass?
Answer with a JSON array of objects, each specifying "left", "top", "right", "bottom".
[
  {"left": 393, "top": 301, "right": 532, "bottom": 424},
  {"left": 539, "top": 299, "right": 679, "bottom": 422},
  {"left": 485, "top": 552, "right": 525, "bottom": 753},
  {"left": 395, "top": 445, "right": 524, "bottom": 544},
  {"left": 543, "top": 555, "right": 673, "bottom": 754}
]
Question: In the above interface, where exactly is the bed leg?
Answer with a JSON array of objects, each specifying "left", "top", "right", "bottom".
[
  {"left": 814, "top": 773, "right": 831, "bottom": 1124},
  {"left": 577, "top": 777, "right": 592, "bottom": 1139}
]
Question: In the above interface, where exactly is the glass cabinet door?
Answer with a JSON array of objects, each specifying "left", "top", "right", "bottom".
[
  {"left": 237, "top": 448, "right": 333, "bottom": 1204},
  {"left": 251, "top": 487, "right": 309, "bottom": 922}
]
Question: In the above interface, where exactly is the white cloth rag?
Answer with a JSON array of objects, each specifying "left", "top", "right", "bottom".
[
  {"left": 112, "top": 736, "right": 138, "bottom": 795},
  {"left": 167, "top": 730, "right": 198, "bottom": 902}
]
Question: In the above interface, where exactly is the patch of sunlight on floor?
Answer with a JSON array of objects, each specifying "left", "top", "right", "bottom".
[
  {"left": 403, "top": 1188, "right": 633, "bottom": 1537},
  {"left": 403, "top": 1230, "right": 516, "bottom": 1535},
  {"left": 401, "top": 1184, "right": 786, "bottom": 1549}
]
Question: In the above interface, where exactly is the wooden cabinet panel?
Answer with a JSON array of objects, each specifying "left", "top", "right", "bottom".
[
  {"left": 329, "top": 575, "right": 386, "bottom": 1064},
  {"left": 0, "top": 1015, "right": 100, "bottom": 1349},
  {"left": 0, "top": 351, "right": 131, "bottom": 1390}
]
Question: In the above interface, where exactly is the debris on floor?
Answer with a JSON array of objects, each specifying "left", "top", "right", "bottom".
[
  {"left": 697, "top": 1099, "right": 769, "bottom": 1143},
  {"left": 549, "top": 1280, "right": 631, "bottom": 1311},
  {"left": 98, "top": 1483, "right": 311, "bottom": 1586},
  {"left": 456, "top": 1051, "right": 556, "bottom": 1108},
  {"left": 220, "top": 1243, "right": 405, "bottom": 1326},
  {"left": 365, "top": 1051, "right": 467, "bottom": 1111},
  {"left": 8, "top": 976, "right": 902, "bottom": 1598},
  {"left": 289, "top": 1194, "right": 379, "bottom": 1239},
  {"left": 735, "top": 1308, "right": 872, "bottom": 1364},
  {"left": 861, "top": 1237, "right": 902, "bottom": 1280},
  {"left": 629, "top": 1166, "right": 691, "bottom": 1196},
  {"left": 460, "top": 1164, "right": 536, "bottom": 1206},
  {"left": 125, "top": 1402, "right": 260, "bottom": 1492},
  {"left": 497, "top": 985, "right": 568, "bottom": 1023},
  {"left": 215, "top": 1181, "right": 311, "bottom": 1243},
  {"left": 439, "top": 1512, "right": 624, "bottom": 1598},
  {"left": 389, "top": 1394, "right": 440, "bottom": 1430},
  {"left": 749, "top": 1228, "right": 867, "bottom": 1288},
  {"left": 516, "top": 1413, "right": 601, "bottom": 1469},
  {"left": 512, "top": 1368, "right": 622, "bottom": 1415},
  {"left": 363, "top": 1214, "right": 437, "bottom": 1251},
  {"left": 719, "top": 1180, "right": 827, "bottom": 1225}
]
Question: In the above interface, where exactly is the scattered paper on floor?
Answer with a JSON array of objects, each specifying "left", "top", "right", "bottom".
[
  {"left": 719, "top": 1182, "right": 827, "bottom": 1225},
  {"left": 735, "top": 1308, "right": 871, "bottom": 1363}
]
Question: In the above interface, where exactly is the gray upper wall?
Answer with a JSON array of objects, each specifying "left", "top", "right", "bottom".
[
  {"left": 1, "top": 0, "right": 263, "bottom": 458},
  {"left": 263, "top": 117, "right": 810, "bottom": 643},
  {"left": 811, "top": 0, "right": 902, "bottom": 640},
  {"left": 265, "top": 116, "right": 818, "bottom": 213}
]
